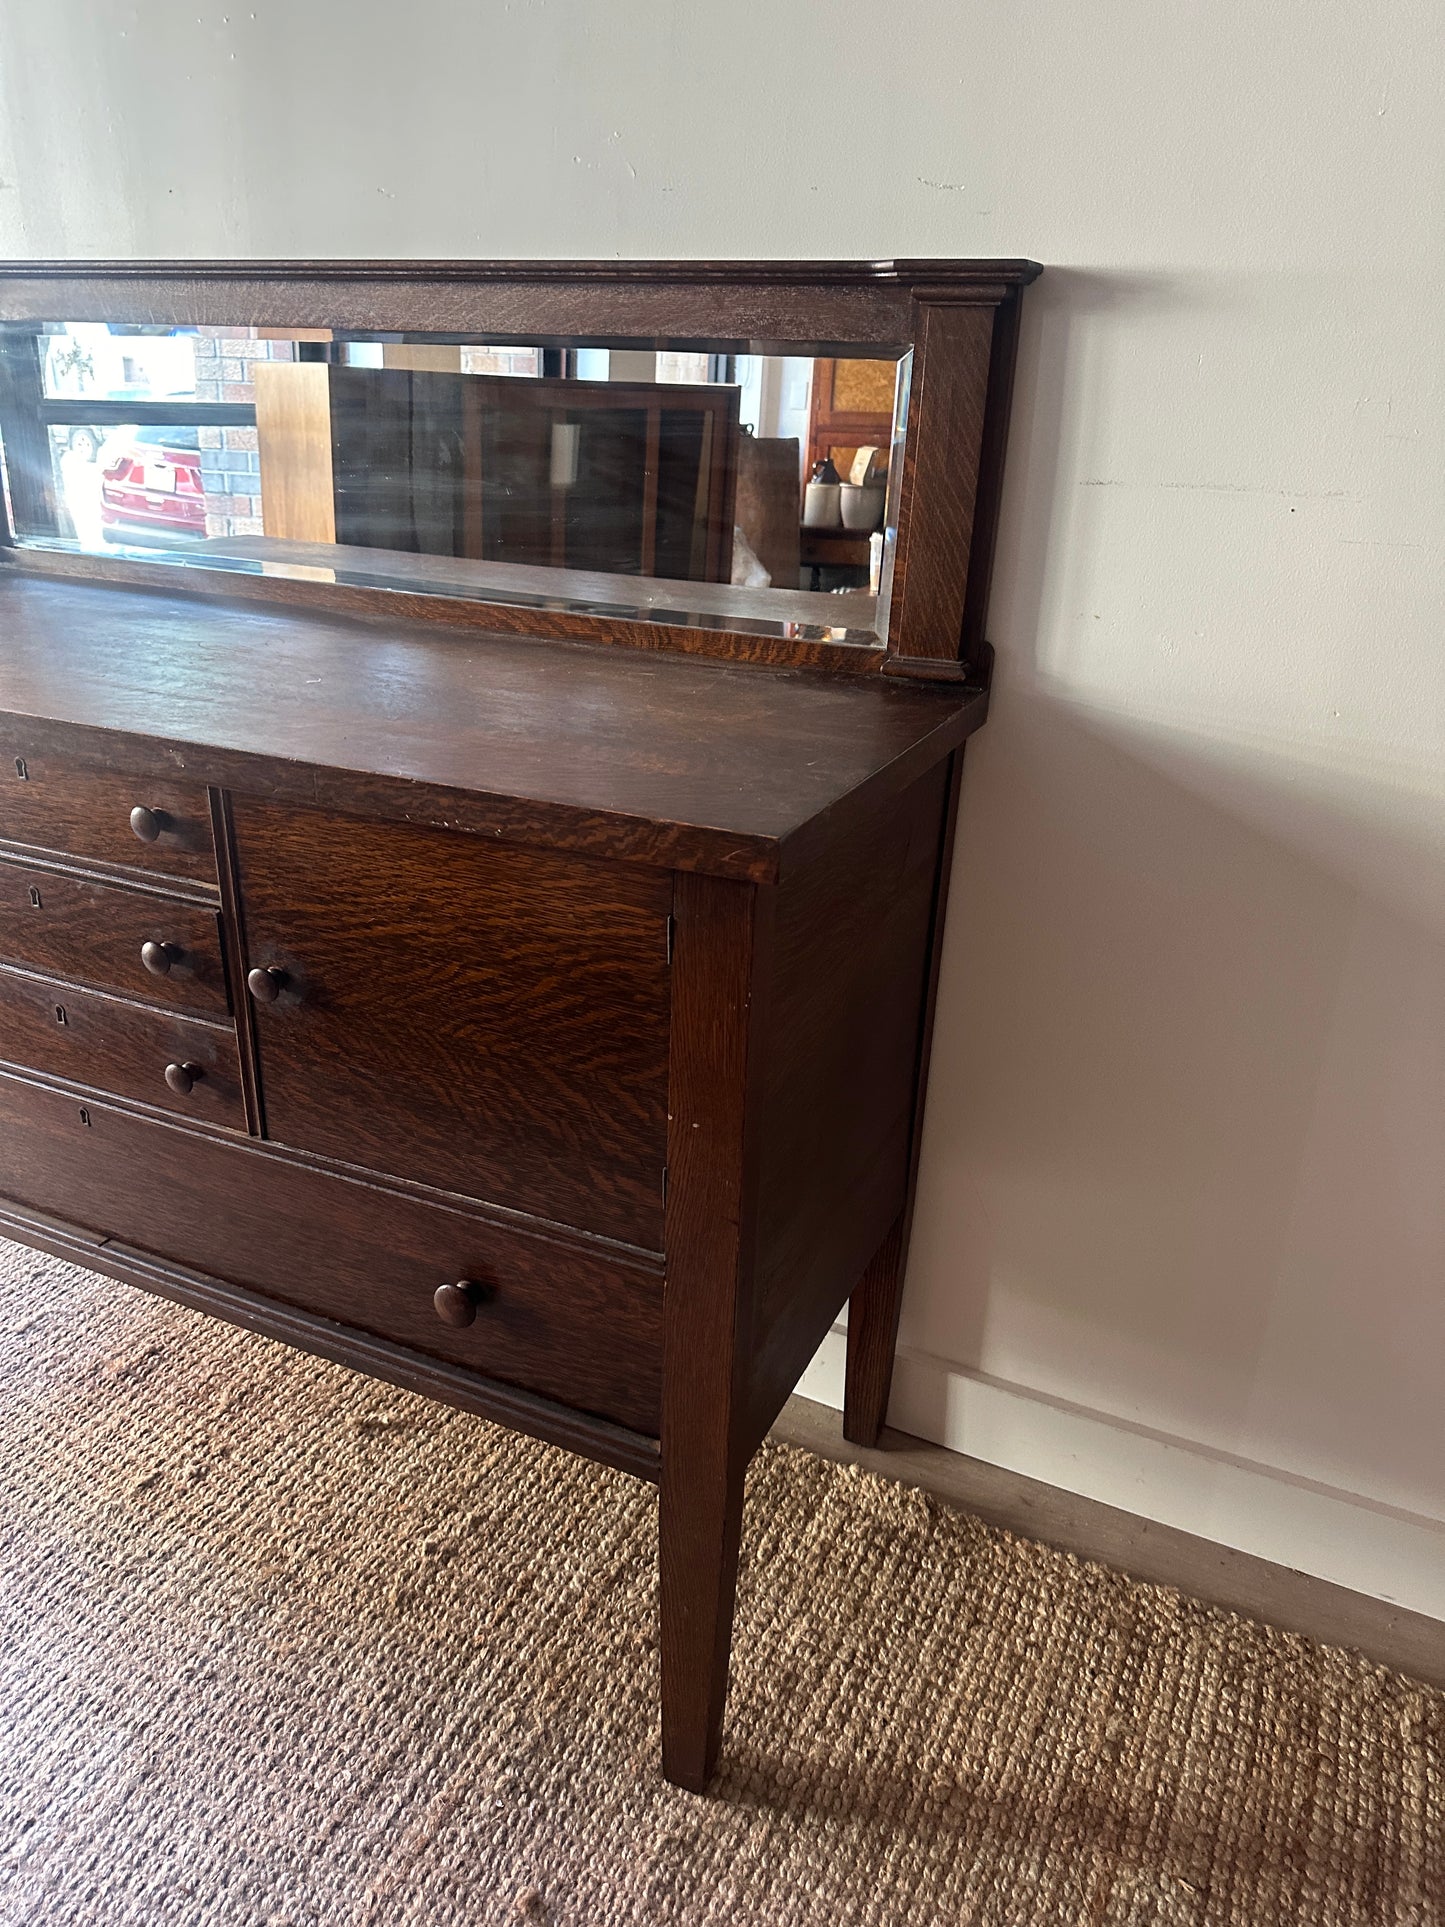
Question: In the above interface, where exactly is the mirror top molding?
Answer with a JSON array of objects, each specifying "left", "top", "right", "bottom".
[
  {"left": 0, "top": 258, "right": 1041, "bottom": 347},
  {"left": 0, "top": 258, "right": 1042, "bottom": 682}
]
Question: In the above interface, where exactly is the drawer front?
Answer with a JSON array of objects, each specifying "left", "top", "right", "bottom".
[
  {"left": 0, "top": 1069, "right": 661, "bottom": 1433},
  {"left": 0, "top": 966, "right": 244, "bottom": 1129},
  {"left": 0, "top": 858, "right": 229, "bottom": 1018},
  {"left": 232, "top": 800, "right": 671, "bottom": 1249},
  {"left": 0, "top": 748, "right": 216, "bottom": 883}
]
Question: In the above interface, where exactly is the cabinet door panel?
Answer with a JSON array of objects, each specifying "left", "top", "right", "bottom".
[{"left": 232, "top": 800, "right": 671, "bottom": 1248}]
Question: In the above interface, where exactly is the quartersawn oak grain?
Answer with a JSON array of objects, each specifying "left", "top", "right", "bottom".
[
  {"left": 0, "top": 855, "right": 229, "bottom": 1019},
  {"left": 0, "top": 963, "right": 244, "bottom": 1130},
  {"left": 0, "top": 737, "right": 217, "bottom": 884},
  {"left": 0, "top": 257, "right": 1030, "bottom": 1792},
  {"left": 660, "top": 871, "right": 771, "bottom": 1792},
  {"left": 746, "top": 760, "right": 949, "bottom": 1448},
  {"left": 887, "top": 303, "right": 996, "bottom": 664},
  {"left": 0, "top": 566, "right": 978, "bottom": 1794},
  {"left": 844, "top": 747, "right": 967, "bottom": 1446},
  {"left": 231, "top": 798, "right": 672, "bottom": 1250},
  {"left": 0, "top": 259, "right": 1040, "bottom": 680},
  {"left": 0, "top": 257, "right": 1041, "bottom": 348},
  {"left": 0, "top": 1068, "right": 663, "bottom": 1435},
  {"left": 0, "top": 575, "right": 985, "bottom": 884}
]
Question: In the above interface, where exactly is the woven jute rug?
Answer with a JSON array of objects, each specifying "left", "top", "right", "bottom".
[{"left": 0, "top": 1240, "right": 1440, "bottom": 1926}]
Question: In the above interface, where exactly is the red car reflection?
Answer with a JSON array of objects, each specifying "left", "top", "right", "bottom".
[{"left": 100, "top": 426, "right": 206, "bottom": 545}]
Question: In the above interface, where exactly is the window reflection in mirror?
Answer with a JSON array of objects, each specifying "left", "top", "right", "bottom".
[{"left": 0, "top": 322, "right": 909, "bottom": 646}]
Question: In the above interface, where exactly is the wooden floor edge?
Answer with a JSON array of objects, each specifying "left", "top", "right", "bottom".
[{"left": 771, "top": 1394, "right": 1445, "bottom": 1692}]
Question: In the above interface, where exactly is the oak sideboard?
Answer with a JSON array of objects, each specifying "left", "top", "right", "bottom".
[{"left": 0, "top": 258, "right": 1039, "bottom": 1788}]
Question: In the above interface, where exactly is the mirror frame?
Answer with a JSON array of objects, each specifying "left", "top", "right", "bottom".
[{"left": 0, "top": 259, "right": 1041, "bottom": 683}]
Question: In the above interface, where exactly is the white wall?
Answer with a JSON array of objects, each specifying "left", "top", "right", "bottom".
[{"left": 1, "top": 0, "right": 1439, "bottom": 1613}]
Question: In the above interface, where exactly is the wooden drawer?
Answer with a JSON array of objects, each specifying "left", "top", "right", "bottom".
[
  {"left": 0, "top": 965, "right": 244, "bottom": 1129},
  {"left": 0, "top": 857, "right": 229, "bottom": 1019},
  {"left": 232, "top": 800, "right": 671, "bottom": 1249},
  {"left": 0, "top": 1068, "right": 662, "bottom": 1433},
  {"left": 0, "top": 748, "right": 216, "bottom": 884}
]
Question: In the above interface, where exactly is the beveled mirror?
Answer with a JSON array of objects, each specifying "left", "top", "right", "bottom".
[{"left": 0, "top": 261, "right": 1041, "bottom": 679}]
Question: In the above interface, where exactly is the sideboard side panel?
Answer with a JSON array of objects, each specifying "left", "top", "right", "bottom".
[{"left": 743, "top": 758, "right": 951, "bottom": 1445}]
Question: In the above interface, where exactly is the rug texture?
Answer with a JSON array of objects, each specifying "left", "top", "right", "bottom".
[{"left": 0, "top": 1239, "right": 1440, "bottom": 1927}]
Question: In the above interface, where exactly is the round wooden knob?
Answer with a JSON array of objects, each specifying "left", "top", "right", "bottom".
[
  {"left": 433, "top": 1279, "right": 489, "bottom": 1328},
  {"left": 140, "top": 940, "right": 180, "bottom": 977},
  {"left": 129, "top": 805, "right": 168, "bottom": 844},
  {"left": 164, "top": 1060, "right": 204, "bottom": 1096},
  {"left": 246, "top": 966, "right": 288, "bottom": 1004}
]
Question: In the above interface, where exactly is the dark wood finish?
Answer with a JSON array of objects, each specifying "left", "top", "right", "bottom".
[
  {"left": 660, "top": 871, "right": 771, "bottom": 1791},
  {"left": 799, "top": 527, "right": 875, "bottom": 569},
  {"left": 0, "top": 962, "right": 244, "bottom": 1128},
  {"left": 745, "top": 761, "right": 949, "bottom": 1450},
  {"left": 434, "top": 1278, "right": 490, "bottom": 1328},
  {"left": 0, "top": 327, "right": 57, "bottom": 538},
  {"left": 0, "top": 259, "right": 1039, "bottom": 678},
  {"left": 841, "top": 1217, "right": 906, "bottom": 1448},
  {"left": 0, "top": 563, "right": 985, "bottom": 1788},
  {"left": 959, "top": 292, "right": 1027, "bottom": 669},
  {"left": 231, "top": 799, "right": 671, "bottom": 1248},
  {"left": 246, "top": 965, "right": 285, "bottom": 1003},
  {"left": 0, "top": 258, "right": 1039, "bottom": 349},
  {"left": 0, "top": 1197, "right": 661, "bottom": 1482},
  {"left": 886, "top": 302, "right": 997, "bottom": 665},
  {"left": 734, "top": 434, "right": 800, "bottom": 595},
  {"left": 0, "top": 1067, "right": 663, "bottom": 1433},
  {"left": 0, "top": 251, "right": 1028, "bottom": 1791},
  {"left": 844, "top": 747, "right": 967, "bottom": 1443},
  {"left": 0, "top": 575, "right": 985, "bottom": 883},
  {"left": 0, "top": 855, "right": 228, "bottom": 1017},
  {"left": 0, "top": 740, "right": 217, "bottom": 884},
  {"left": 208, "top": 785, "right": 264, "bottom": 1138}
]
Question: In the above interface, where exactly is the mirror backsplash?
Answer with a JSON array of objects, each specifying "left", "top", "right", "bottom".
[{"left": 0, "top": 322, "right": 911, "bottom": 645}]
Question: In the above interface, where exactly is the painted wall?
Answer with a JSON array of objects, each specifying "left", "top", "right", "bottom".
[{"left": 0, "top": 0, "right": 1439, "bottom": 1612}]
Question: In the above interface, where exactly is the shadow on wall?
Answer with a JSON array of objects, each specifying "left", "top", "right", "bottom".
[{"left": 898, "top": 268, "right": 1445, "bottom": 1527}]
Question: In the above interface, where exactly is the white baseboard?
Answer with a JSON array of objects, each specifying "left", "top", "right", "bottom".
[{"left": 795, "top": 1328, "right": 1445, "bottom": 1621}]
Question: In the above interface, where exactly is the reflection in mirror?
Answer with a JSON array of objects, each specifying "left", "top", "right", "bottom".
[{"left": 0, "top": 322, "right": 909, "bottom": 645}]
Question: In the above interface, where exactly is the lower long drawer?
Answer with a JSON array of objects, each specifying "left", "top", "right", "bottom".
[{"left": 0, "top": 1070, "right": 662, "bottom": 1435}]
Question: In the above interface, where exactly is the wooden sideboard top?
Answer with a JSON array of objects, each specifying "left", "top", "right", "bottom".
[{"left": 0, "top": 574, "right": 985, "bottom": 881}]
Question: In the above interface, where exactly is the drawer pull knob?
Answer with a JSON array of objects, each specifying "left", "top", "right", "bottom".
[
  {"left": 246, "top": 965, "right": 288, "bottom": 1004},
  {"left": 433, "top": 1279, "right": 490, "bottom": 1328},
  {"left": 141, "top": 940, "right": 182, "bottom": 977},
  {"left": 129, "top": 805, "right": 171, "bottom": 845},
  {"left": 164, "top": 1060, "right": 205, "bottom": 1096}
]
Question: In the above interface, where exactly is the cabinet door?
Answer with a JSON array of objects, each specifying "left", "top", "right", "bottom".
[{"left": 231, "top": 801, "right": 671, "bottom": 1249}]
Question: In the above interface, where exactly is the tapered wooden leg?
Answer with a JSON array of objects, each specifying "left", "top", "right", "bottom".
[
  {"left": 843, "top": 1215, "right": 906, "bottom": 1447},
  {"left": 659, "top": 1438, "right": 747, "bottom": 1791},
  {"left": 659, "top": 869, "right": 772, "bottom": 1792}
]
